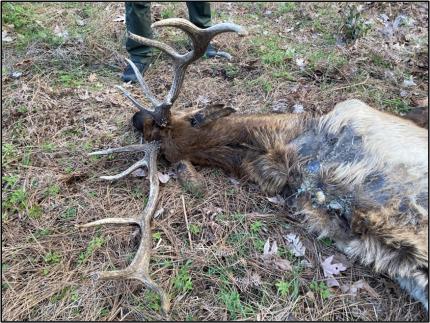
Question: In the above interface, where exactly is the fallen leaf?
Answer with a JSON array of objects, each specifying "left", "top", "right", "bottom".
[
  {"left": 229, "top": 177, "right": 240, "bottom": 186},
  {"left": 132, "top": 168, "right": 147, "bottom": 178},
  {"left": 285, "top": 233, "right": 306, "bottom": 257},
  {"left": 202, "top": 206, "right": 223, "bottom": 216},
  {"left": 326, "top": 277, "right": 340, "bottom": 287},
  {"left": 341, "top": 279, "right": 379, "bottom": 297},
  {"left": 2, "top": 31, "right": 13, "bottom": 42},
  {"left": 53, "top": 25, "right": 69, "bottom": 38},
  {"left": 262, "top": 239, "right": 292, "bottom": 271},
  {"left": 79, "top": 91, "right": 90, "bottom": 101},
  {"left": 76, "top": 18, "right": 86, "bottom": 26},
  {"left": 263, "top": 238, "right": 278, "bottom": 256},
  {"left": 400, "top": 90, "right": 408, "bottom": 97},
  {"left": 295, "top": 57, "right": 306, "bottom": 69},
  {"left": 88, "top": 73, "right": 98, "bottom": 82},
  {"left": 10, "top": 71, "right": 22, "bottom": 79},
  {"left": 267, "top": 195, "right": 285, "bottom": 205},
  {"left": 15, "top": 59, "right": 32, "bottom": 67},
  {"left": 158, "top": 172, "right": 170, "bottom": 183},
  {"left": 154, "top": 207, "right": 165, "bottom": 219},
  {"left": 274, "top": 258, "right": 292, "bottom": 271},
  {"left": 21, "top": 83, "right": 30, "bottom": 92},
  {"left": 402, "top": 76, "right": 416, "bottom": 87},
  {"left": 321, "top": 255, "right": 347, "bottom": 277},
  {"left": 305, "top": 290, "right": 316, "bottom": 301}
]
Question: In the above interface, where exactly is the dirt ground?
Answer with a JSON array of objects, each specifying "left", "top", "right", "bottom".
[{"left": 1, "top": 2, "right": 428, "bottom": 321}]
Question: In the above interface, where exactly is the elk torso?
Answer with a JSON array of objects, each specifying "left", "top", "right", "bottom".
[{"left": 151, "top": 99, "right": 429, "bottom": 309}]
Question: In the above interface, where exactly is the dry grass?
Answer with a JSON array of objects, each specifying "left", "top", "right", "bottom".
[{"left": 1, "top": 2, "right": 428, "bottom": 321}]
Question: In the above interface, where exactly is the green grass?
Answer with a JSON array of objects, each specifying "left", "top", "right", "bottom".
[
  {"left": 41, "top": 142, "right": 56, "bottom": 153},
  {"left": 2, "top": 174, "right": 19, "bottom": 188},
  {"left": 160, "top": 4, "right": 174, "bottom": 19},
  {"left": 61, "top": 207, "right": 77, "bottom": 220},
  {"left": 306, "top": 49, "right": 347, "bottom": 71},
  {"left": 2, "top": 143, "right": 17, "bottom": 165},
  {"left": 189, "top": 223, "right": 201, "bottom": 235},
  {"left": 152, "top": 231, "right": 161, "bottom": 240},
  {"left": 383, "top": 98, "right": 411, "bottom": 114},
  {"left": 43, "top": 251, "right": 62, "bottom": 265},
  {"left": 34, "top": 228, "right": 52, "bottom": 239},
  {"left": 78, "top": 235, "right": 106, "bottom": 265},
  {"left": 277, "top": 2, "right": 296, "bottom": 15},
  {"left": 341, "top": 5, "right": 372, "bottom": 42},
  {"left": 2, "top": 3, "right": 64, "bottom": 50},
  {"left": 275, "top": 275, "right": 300, "bottom": 299},
  {"left": 28, "top": 205, "right": 43, "bottom": 219},
  {"left": 309, "top": 280, "right": 331, "bottom": 300},
  {"left": 45, "top": 184, "right": 61, "bottom": 197},
  {"left": 370, "top": 53, "right": 392, "bottom": 68},
  {"left": 318, "top": 237, "right": 334, "bottom": 247},
  {"left": 2, "top": 187, "right": 27, "bottom": 214},
  {"left": 250, "top": 35, "right": 291, "bottom": 67},
  {"left": 173, "top": 260, "right": 193, "bottom": 294},
  {"left": 57, "top": 71, "right": 85, "bottom": 88},
  {"left": 218, "top": 289, "right": 254, "bottom": 320},
  {"left": 250, "top": 220, "right": 263, "bottom": 234}
]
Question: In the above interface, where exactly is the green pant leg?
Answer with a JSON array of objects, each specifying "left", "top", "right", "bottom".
[
  {"left": 186, "top": 2, "right": 211, "bottom": 29},
  {"left": 125, "top": 1, "right": 153, "bottom": 63}
]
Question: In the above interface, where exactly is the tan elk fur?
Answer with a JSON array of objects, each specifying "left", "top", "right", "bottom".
[{"left": 138, "top": 98, "right": 429, "bottom": 310}]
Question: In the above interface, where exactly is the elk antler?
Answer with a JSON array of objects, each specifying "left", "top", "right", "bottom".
[
  {"left": 76, "top": 141, "right": 170, "bottom": 313},
  {"left": 116, "top": 18, "right": 248, "bottom": 127}
]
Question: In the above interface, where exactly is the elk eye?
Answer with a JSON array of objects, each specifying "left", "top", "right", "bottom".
[{"left": 190, "top": 112, "right": 205, "bottom": 127}]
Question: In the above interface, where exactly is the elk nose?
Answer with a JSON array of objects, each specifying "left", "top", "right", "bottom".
[{"left": 132, "top": 111, "right": 145, "bottom": 132}]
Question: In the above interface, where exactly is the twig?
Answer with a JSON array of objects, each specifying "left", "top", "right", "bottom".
[
  {"left": 181, "top": 195, "right": 193, "bottom": 250},
  {"left": 324, "top": 73, "right": 370, "bottom": 93}
]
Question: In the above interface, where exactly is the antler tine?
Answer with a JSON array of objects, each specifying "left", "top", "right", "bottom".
[
  {"left": 115, "top": 85, "right": 148, "bottom": 112},
  {"left": 124, "top": 58, "right": 162, "bottom": 108},
  {"left": 77, "top": 141, "right": 170, "bottom": 313},
  {"left": 150, "top": 18, "right": 247, "bottom": 104}
]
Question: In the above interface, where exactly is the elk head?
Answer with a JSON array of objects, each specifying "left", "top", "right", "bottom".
[{"left": 116, "top": 18, "right": 247, "bottom": 142}]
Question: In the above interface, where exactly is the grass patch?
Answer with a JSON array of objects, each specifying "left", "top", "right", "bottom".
[
  {"left": 173, "top": 260, "right": 193, "bottom": 294},
  {"left": 78, "top": 235, "right": 105, "bottom": 265},
  {"left": 383, "top": 98, "right": 411, "bottom": 114},
  {"left": 2, "top": 3, "right": 64, "bottom": 50},
  {"left": 43, "top": 251, "right": 62, "bottom": 265}
]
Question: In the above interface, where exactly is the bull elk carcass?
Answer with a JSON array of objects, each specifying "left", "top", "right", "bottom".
[{"left": 79, "top": 19, "right": 428, "bottom": 313}]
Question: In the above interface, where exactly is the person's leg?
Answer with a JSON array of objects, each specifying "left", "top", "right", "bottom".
[
  {"left": 185, "top": 2, "right": 231, "bottom": 59},
  {"left": 186, "top": 2, "right": 211, "bottom": 29},
  {"left": 122, "top": 2, "right": 152, "bottom": 81},
  {"left": 125, "top": 1, "right": 153, "bottom": 63}
]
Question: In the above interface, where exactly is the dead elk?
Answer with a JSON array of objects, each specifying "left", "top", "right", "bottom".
[{"left": 83, "top": 18, "right": 429, "bottom": 313}]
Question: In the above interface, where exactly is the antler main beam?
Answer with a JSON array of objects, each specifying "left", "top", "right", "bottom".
[
  {"left": 120, "top": 18, "right": 247, "bottom": 127},
  {"left": 77, "top": 141, "right": 170, "bottom": 313}
]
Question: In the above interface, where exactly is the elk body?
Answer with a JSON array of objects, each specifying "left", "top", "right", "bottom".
[{"left": 84, "top": 19, "right": 428, "bottom": 313}]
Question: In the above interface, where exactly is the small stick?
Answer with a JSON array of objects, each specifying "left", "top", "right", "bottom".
[{"left": 181, "top": 195, "right": 193, "bottom": 250}]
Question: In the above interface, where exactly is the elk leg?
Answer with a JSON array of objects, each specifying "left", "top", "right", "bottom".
[
  {"left": 175, "top": 160, "right": 206, "bottom": 197},
  {"left": 243, "top": 144, "right": 299, "bottom": 195},
  {"left": 396, "top": 271, "right": 428, "bottom": 311}
]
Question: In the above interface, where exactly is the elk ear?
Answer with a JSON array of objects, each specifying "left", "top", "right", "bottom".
[{"left": 189, "top": 104, "right": 236, "bottom": 128}]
